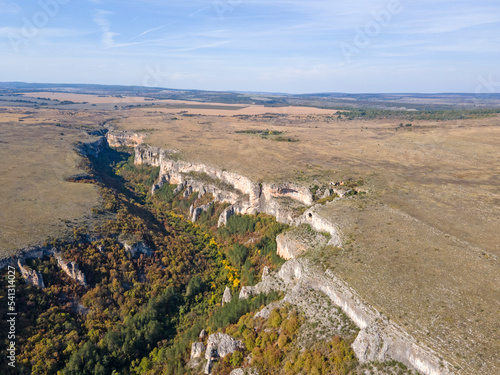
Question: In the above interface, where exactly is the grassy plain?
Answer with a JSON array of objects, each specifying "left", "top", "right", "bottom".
[{"left": 0, "top": 107, "right": 101, "bottom": 256}]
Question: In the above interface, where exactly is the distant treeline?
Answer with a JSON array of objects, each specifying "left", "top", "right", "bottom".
[{"left": 334, "top": 107, "right": 500, "bottom": 121}]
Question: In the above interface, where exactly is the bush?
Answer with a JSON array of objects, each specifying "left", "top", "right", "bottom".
[
  {"left": 230, "top": 350, "right": 244, "bottom": 367},
  {"left": 268, "top": 308, "right": 283, "bottom": 328}
]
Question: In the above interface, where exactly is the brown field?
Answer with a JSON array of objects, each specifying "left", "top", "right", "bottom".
[
  {"left": 21, "top": 92, "right": 339, "bottom": 115},
  {"left": 113, "top": 105, "right": 500, "bottom": 374},
  {"left": 143, "top": 105, "right": 339, "bottom": 116},
  {"left": 21, "top": 92, "right": 161, "bottom": 104},
  {"left": 0, "top": 107, "right": 101, "bottom": 256}
]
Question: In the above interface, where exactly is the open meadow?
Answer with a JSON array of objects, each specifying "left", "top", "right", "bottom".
[{"left": 0, "top": 107, "right": 102, "bottom": 256}]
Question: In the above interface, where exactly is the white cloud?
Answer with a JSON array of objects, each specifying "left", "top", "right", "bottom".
[{"left": 93, "top": 9, "right": 140, "bottom": 48}]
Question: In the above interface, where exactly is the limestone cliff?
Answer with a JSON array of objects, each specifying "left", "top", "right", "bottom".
[
  {"left": 106, "top": 131, "right": 144, "bottom": 148},
  {"left": 276, "top": 225, "right": 329, "bottom": 260},
  {"left": 204, "top": 333, "right": 245, "bottom": 374},
  {"left": 132, "top": 144, "right": 339, "bottom": 244},
  {"left": 241, "top": 259, "right": 454, "bottom": 375},
  {"left": 17, "top": 260, "right": 45, "bottom": 288},
  {"left": 55, "top": 254, "right": 87, "bottom": 287}
]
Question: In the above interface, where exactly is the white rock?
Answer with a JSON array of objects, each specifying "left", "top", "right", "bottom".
[
  {"left": 190, "top": 342, "right": 206, "bottom": 359},
  {"left": 222, "top": 286, "right": 232, "bottom": 305}
]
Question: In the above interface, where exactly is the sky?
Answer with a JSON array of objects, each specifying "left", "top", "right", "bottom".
[{"left": 0, "top": 0, "right": 499, "bottom": 93}]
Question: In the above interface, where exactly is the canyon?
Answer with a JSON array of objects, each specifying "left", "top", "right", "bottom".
[{"left": 111, "top": 131, "right": 455, "bottom": 375}]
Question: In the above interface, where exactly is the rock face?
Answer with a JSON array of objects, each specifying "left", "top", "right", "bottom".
[
  {"left": 55, "top": 254, "right": 87, "bottom": 287},
  {"left": 199, "top": 329, "right": 207, "bottom": 341},
  {"left": 133, "top": 145, "right": 328, "bottom": 235},
  {"left": 238, "top": 286, "right": 256, "bottom": 300},
  {"left": 191, "top": 342, "right": 206, "bottom": 359},
  {"left": 230, "top": 369, "right": 258, "bottom": 375},
  {"left": 190, "top": 202, "right": 214, "bottom": 222},
  {"left": 17, "top": 260, "right": 44, "bottom": 288},
  {"left": 205, "top": 333, "right": 245, "bottom": 374},
  {"left": 122, "top": 241, "right": 153, "bottom": 257},
  {"left": 76, "top": 136, "right": 107, "bottom": 158},
  {"left": 244, "top": 259, "right": 454, "bottom": 375},
  {"left": 276, "top": 225, "right": 329, "bottom": 260},
  {"left": 297, "top": 207, "right": 342, "bottom": 247},
  {"left": 106, "top": 131, "right": 144, "bottom": 148},
  {"left": 222, "top": 287, "right": 232, "bottom": 305}
]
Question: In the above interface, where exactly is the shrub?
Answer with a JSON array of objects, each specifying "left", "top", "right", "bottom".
[
  {"left": 268, "top": 308, "right": 283, "bottom": 328},
  {"left": 230, "top": 350, "right": 244, "bottom": 367}
]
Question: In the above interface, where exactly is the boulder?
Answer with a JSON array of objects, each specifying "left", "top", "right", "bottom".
[
  {"left": 222, "top": 286, "right": 232, "bottom": 305},
  {"left": 239, "top": 286, "right": 256, "bottom": 300},
  {"left": 199, "top": 329, "right": 207, "bottom": 340},
  {"left": 123, "top": 241, "right": 153, "bottom": 257},
  {"left": 230, "top": 369, "right": 259, "bottom": 375},
  {"left": 55, "top": 254, "right": 87, "bottom": 287},
  {"left": 205, "top": 332, "right": 245, "bottom": 374},
  {"left": 190, "top": 342, "right": 206, "bottom": 359}
]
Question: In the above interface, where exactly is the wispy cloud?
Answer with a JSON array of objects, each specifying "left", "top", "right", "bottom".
[
  {"left": 93, "top": 10, "right": 140, "bottom": 48},
  {"left": 169, "top": 40, "right": 231, "bottom": 53},
  {"left": 130, "top": 23, "right": 171, "bottom": 40}
]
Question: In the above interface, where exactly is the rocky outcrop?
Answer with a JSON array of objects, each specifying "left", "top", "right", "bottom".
[
  {"left": 191, "top": 342, "right": 206, "bottom": 359},
  {"left": 276, "top": 233, "right": 304, "bottom": 260},
  {"left": 55, "top": 254, "right": 87, "bottom": 287},
  {"left": 106, "top": 131, "right": 144, "bottom": 148},
  {"left": 262, "top": 266, "right": 270, "bottom": 278},
  {"left": 222, "top": 286, "right": 232, "bottom": 305},
  {"left": 238, "top": 286, "right": 257, "bottom": 300},
  {"left": 17, "top": 260, "right": 45, "bottom": 288},
  {"left": 0, "top": 245, "right": 56, "bottom": 271},
  {"left": 244, "top": 259, "right": 454, "bottom": 375},
  {"left": 122, "top": 241, "right": 153, "bottom": 257},
  {"left": 230, "top": 369, "right": 258, "bottom": 375},
  {"left": 276, "top": 225, "right": 329, "bottom": 260},
  {"left": 190, "top": 202, "right": 214, "bottom": 222},
  {"left": 199, "top": 329, "right": 207, "bottom": 341},
  {"left": 297, "top": 207, "right": 342, "bottom": 247},
  {"left": 261, "top": 183, "right": 313, "bottom": 206},
  {"left": 205, "top": 333, "right": 245, "bottom": 374},
  {"left": 217, "top": 204, "right": 253, "bottom": 227},
  {"left": 133, "top": 143, "right": 342, "bottom": 247}
]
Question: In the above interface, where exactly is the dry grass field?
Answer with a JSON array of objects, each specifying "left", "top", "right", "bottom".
[
  {"left": 113, "top": 104, "right": 500, "bottom": 374},
  {"left": 0, "top": 107, "right": 101, "bottom": 256}
]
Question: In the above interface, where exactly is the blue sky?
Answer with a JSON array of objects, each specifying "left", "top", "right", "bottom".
[{"left": 0, "top": 0, "right": 499, "bottom": 93}]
